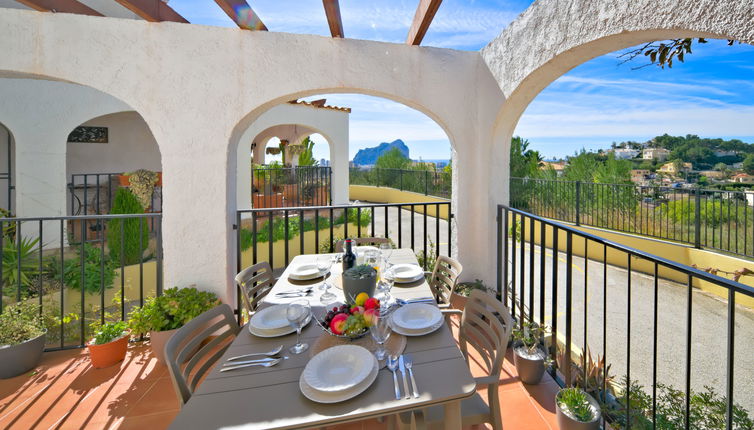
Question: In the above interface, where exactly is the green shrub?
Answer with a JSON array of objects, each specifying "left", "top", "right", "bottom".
[
  {"left": 90, "top": 321, "right": 128, "bottom": 345},
  {"left": 53, "top": 243, "right": 116, "bottom": 293},
  {"left": 128, "top": 286, "right": 220, "bottom": 335},
  {"left": 107, "top": 188, "right": 149, "bottom": 265},
  {"left": 2, "top": 236, "right": 41, "bottom": 291},
  {"left": 0, "top": 300, "right": 45, "bottom": 345}
]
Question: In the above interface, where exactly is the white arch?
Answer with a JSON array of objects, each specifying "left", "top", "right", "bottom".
[
  {"left": 481, "top": 0, "right": 754, "bottom": 207},
  {"left": 0, "top": 9, "right": 503, "bottom": 300},
  {"left": 235, "top": 103, "right": 348, "bottom": 208}
]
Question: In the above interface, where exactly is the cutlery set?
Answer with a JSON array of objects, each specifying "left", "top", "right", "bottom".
[
  {"left": 387, "top": 354, "right": 419, "bottom": 399},
  {"left": 220, "top": 345, "right": 285, "bottom": 372},
  {"left": 275, "top": 288, "right": 314, "bottom": 298}
]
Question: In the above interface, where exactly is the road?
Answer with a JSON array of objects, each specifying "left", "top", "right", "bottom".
[{"left": 508, "top": 241, "right": 754, "bottom": 412}]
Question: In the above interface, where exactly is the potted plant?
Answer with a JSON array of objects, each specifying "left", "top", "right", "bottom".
[
  {"left": 0, "top": 301, "right": 47, "bottom": 379},
  {"left": 342, "top": 265, "right": 377, "bottom": 304},
  {"left": 88, "top": 321, "right": 130, "bottom": 369},
  {"left": 556, "top": 387, "right": 601, "bottom": 430},
  {"left": 128, "top": 286, "right": 220, "bottom": 364},
  {"left": 511, "top": 321, "right": 549, "bottom": 384},
  {"left": 451, "top": 279, "right": 492, "bottom": 310}
]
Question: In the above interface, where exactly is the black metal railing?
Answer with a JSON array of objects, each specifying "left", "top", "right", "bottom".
[
  {"left": 349, "top": 167, "right": 451, "bottom": 199},
  {"left": 497, "top": 204, "right": 754, "bottom": 429},
  {"left": 251, "top": 166, "right": 332, "bottom": 208},
  {"left": 511, "top": 177, "right": 754, "bottom": 259},
  {"left": 68, "top": 173, "right": 163, "bottom": 216},
  {"left": 236, "top": 201, "right": 452, "bottom": 276},
  {"left": 0, "top": 213, "right": 162, "bottom": 351}
]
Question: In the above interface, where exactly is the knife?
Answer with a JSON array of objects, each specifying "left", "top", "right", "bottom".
[{"left": 398, "top": 355, "right": 411, "bottom": 399}]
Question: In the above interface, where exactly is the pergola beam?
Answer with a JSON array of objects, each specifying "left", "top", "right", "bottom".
[
  {"left": 14, "top": 0, "right": 103, "bottom": 16},
  {"left": 114, "top": 0, "right": 188, "bottom": 23},
  {"left": 322, "top": 0, "right": 344, "bottom": 38},
  {"left": 406, "top": 0, "right": 442, "bottom": 45},
  {"left": 214, "top": 0, "right": 267, "bottom": 31}
]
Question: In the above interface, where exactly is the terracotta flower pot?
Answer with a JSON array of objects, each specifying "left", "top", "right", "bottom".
[
  {"left": 0, "top": 332, "right": 46, "bottom": 379},
  {"left": 513, "top": 345, "right": 546, "bottom": 384},
  {"left": 88, "top": 331, "right": 130, "bottom": 369},
  {"left": 149, "top": 328, "right": 178, "bottom": 365},
  {"left": 556, "top": 390, "right": 601, "bottom": 430},
  {"left": 117, "top": 174, "right": 130, "bottom": 187}
]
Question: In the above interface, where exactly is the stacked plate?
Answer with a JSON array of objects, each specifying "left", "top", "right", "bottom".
[
  {"left": 289, "top": 263, "right": 328, "bottom": 281},
  {"left": 299, "top": 345, "right": 379, "bottom": 403},
  {"left": 391, "top": 264, "right": 424, "bottom": 283},
  {"left": 248, "top": 304, "right": 309, "bottom": 337},
  {"left": 389, "top": 303, "right": 443, "bottom": 336}
]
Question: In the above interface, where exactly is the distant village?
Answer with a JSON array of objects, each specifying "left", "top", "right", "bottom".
[{"left": 542, "top": 135, "right": 754, "bottom": 189}]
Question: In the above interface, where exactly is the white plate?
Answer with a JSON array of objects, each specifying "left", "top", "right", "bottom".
[
  {"left": 289, "top": 264, "right": 327, "bottom": 281},
  {"left": 390, "top": 264, "right": 424, "bottom": 283},
  {"left": 354, "top": 246, "right": 379, "bottom": 255},
  {"left": 389, "top": 316, "right": 444, "bottom": 337},
  {"left": 303, "top": 345, "right": 374, "bottom": 393},
  {"left": 249, "top": 305, "right": 290, "bottom": 331},
  {"left": 391, "top": 303, "right": 442, "bottom": 331},
  {"left": 248, "top": 312, "right": 312, "bottom": 338},
  {"left": 300, "top": 355, "right": 379, "bottom": 404}
]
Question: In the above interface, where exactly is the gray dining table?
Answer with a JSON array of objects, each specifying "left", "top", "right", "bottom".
[{"left": 169, "top": 249, "right": 476, "bottom": 430}]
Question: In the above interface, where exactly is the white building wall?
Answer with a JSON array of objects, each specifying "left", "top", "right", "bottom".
[{"left": 0, "top": 124, "right": 12, "bottom": 212}]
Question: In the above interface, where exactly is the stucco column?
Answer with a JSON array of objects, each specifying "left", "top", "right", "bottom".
[
  {"left": 329, "top": 134, "right": 349, "bottom": 205},
  {"left": 237, "top": 142, "right": 253, "bottom": 210}
]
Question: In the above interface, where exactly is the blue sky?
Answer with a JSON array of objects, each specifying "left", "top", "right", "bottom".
[{"left": 172, "top": 0, "right": 754, "bottom": 161}]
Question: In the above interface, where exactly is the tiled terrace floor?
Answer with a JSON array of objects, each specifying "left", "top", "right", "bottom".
[{"left": 0, "top": 320, "right": 559, "bottom": 430}]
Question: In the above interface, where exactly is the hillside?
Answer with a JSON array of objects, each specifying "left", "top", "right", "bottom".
[{"left": 352, "top": 139, "right": 409, "bottom": 166}]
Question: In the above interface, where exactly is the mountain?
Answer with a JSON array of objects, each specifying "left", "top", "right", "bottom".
[{"left": 352, "top": 139, "right": 410, "bottom": 166}]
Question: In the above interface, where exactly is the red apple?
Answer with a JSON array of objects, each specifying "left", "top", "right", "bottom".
[
  {"left": 364, "top": 297, "right": 379, "bottom": 310},
  {"left": 330, "top": 313, "right": 348, "bottom": 335},
  {"left": 350, "top": 305, "right": 364, "bottom": 315},
  {"left": 363, "top": 308, "right": 379, "bottom": 327}
]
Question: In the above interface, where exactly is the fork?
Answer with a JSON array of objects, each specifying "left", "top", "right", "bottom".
[
  {"left": 404, "top": 354, "right": 420, "bottom": 398},
  {"left": 386, "top": 356, "right": 401, "bottom": 400},
  {"left": 226, "top": 345, "right": 283, "bottom": 362},
  {"left": 220, "top": 358, "right": 281, "bottom": 372}
]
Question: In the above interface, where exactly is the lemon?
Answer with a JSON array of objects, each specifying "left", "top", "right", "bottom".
[{"left": 354, "top": 292, "right": 369, "bottom": 306}]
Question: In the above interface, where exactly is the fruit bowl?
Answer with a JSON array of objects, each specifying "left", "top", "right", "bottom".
[{"left": 317, "top": 296, "right": 381, "bottom": 340}]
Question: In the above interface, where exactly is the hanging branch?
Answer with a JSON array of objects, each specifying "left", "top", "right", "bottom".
[
  {"left": 691, "top": 264, "right": 754, "bottom": 282},
  {"left": 618, "top": 38, "right": 737, "bottom": 69}
]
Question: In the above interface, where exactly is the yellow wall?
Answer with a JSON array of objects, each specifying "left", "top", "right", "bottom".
[
  {"left": 508, "top": 213, "right": 754, "bottom": 308},
  {"left": 349, "top": 185, "right": 450, "bottom": 220}
]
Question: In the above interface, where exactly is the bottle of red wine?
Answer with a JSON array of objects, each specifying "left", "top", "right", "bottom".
[{"left": 342, "top": 239, "right": 356, "bottom": 272}]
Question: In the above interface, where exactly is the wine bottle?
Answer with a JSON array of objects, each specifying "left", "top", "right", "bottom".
[{"left": 342, "top": 239, "right": 356, "bottom": 272}]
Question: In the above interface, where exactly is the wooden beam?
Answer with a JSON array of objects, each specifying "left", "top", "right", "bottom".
[
  {"left": 406, "top": 0, "right": 442, "bottom": 45},
  {"left": 322, "top": 0, "right": 343, "bottom": 38},
  {"left": 214, "top": 0, "right": 267, "bottom": 31},
  {"left": 114, "top": 0, "right": 188, "bottom": 23},
  {"left": 14, "top": 0, "right": 103, "bottom": 16}
]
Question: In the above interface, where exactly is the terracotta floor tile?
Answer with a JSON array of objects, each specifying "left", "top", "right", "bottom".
[
  {"left": 498, "top": 388, "right": 552, "bottom": 430},
  {"left": 114, "top": 410, "right": 178, "bottom": 430},
  {"left": 126, "top": 377, "right": 180, "bottom": 417}
]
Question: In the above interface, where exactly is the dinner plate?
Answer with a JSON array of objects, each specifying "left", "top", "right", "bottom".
[
  {"left": 249, "top": 304, "right": 290, "bottom": 331},
  {"left": 391, "top": 303, "right": 442, "bottom": 331},
  {"left": 389, "top": 315, "right": 444, "bottom": 337},
  {"left": 354, "top": 246, "right": 379, "bottom": 255},
  {"left": 248, "top": 311, "right": 312, "bottom": 338},
  {"left": 289, "top": 264, "right": 328, "bottom": 281},
  {"left": 300, "top": 355, "right": 379, "bottom": 404},
  {"left": 302, "top": 345, "right": 374, "bottom": 393},
  {"left": 390, "top": 264, "right": 424, "bottom": 283}
]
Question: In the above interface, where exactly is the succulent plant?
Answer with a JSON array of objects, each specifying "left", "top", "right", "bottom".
[{"left": 343, "top": 264, "right": 376, "bottom": 280}]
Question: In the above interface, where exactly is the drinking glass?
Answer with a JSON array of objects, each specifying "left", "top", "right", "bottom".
[
  {"left": 376, "top": 267, "right": 395, "bottom": 305},
  {"left": 369, "top": 311, "right": 392, "bottom": 360},
  {"left": 286, "top": 299, "right": 311, "bottom": 354},
  {"left": 364, "top": 250, "right": 381, "bottom": 281}
]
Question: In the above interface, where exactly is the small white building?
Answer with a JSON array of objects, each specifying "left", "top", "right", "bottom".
[
  {"left": 642, "top": 148, "right": 670, "bottom": 161},
  {"left": 714, "top": 150, "right": 738, "bottom": 158},
  {"left": 612, "top": 148, "right": 640, "bottom": 159}
]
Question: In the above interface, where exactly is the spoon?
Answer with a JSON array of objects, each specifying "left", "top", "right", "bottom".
[
  {"left": 220, "top": 358, "right": 281, "bottom": 372},
  {"left": 386, "top": 356, "right": 401, "bottom": 400},
  {"left": 226, "top": 345, "right": 283, "bottom": 362}
]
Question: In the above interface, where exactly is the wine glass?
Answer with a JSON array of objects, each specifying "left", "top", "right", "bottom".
[
  {"left": 379, "top": 243, "right": 392, "bottom": 269},
  {"left": 364, "top": 250, "right": 381, "bottom": 281},
  {"left": 369, "top": 310, "right": 392, "bottom": 360},
  {"left": 286, "top": 299, "right": 311, "bottom": 354},
  {"left": 317, "top": 256, "right": 337, "bottom": 305},
  {"left": 377, "top": 267, "right": 396, "bottom": 305}
]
